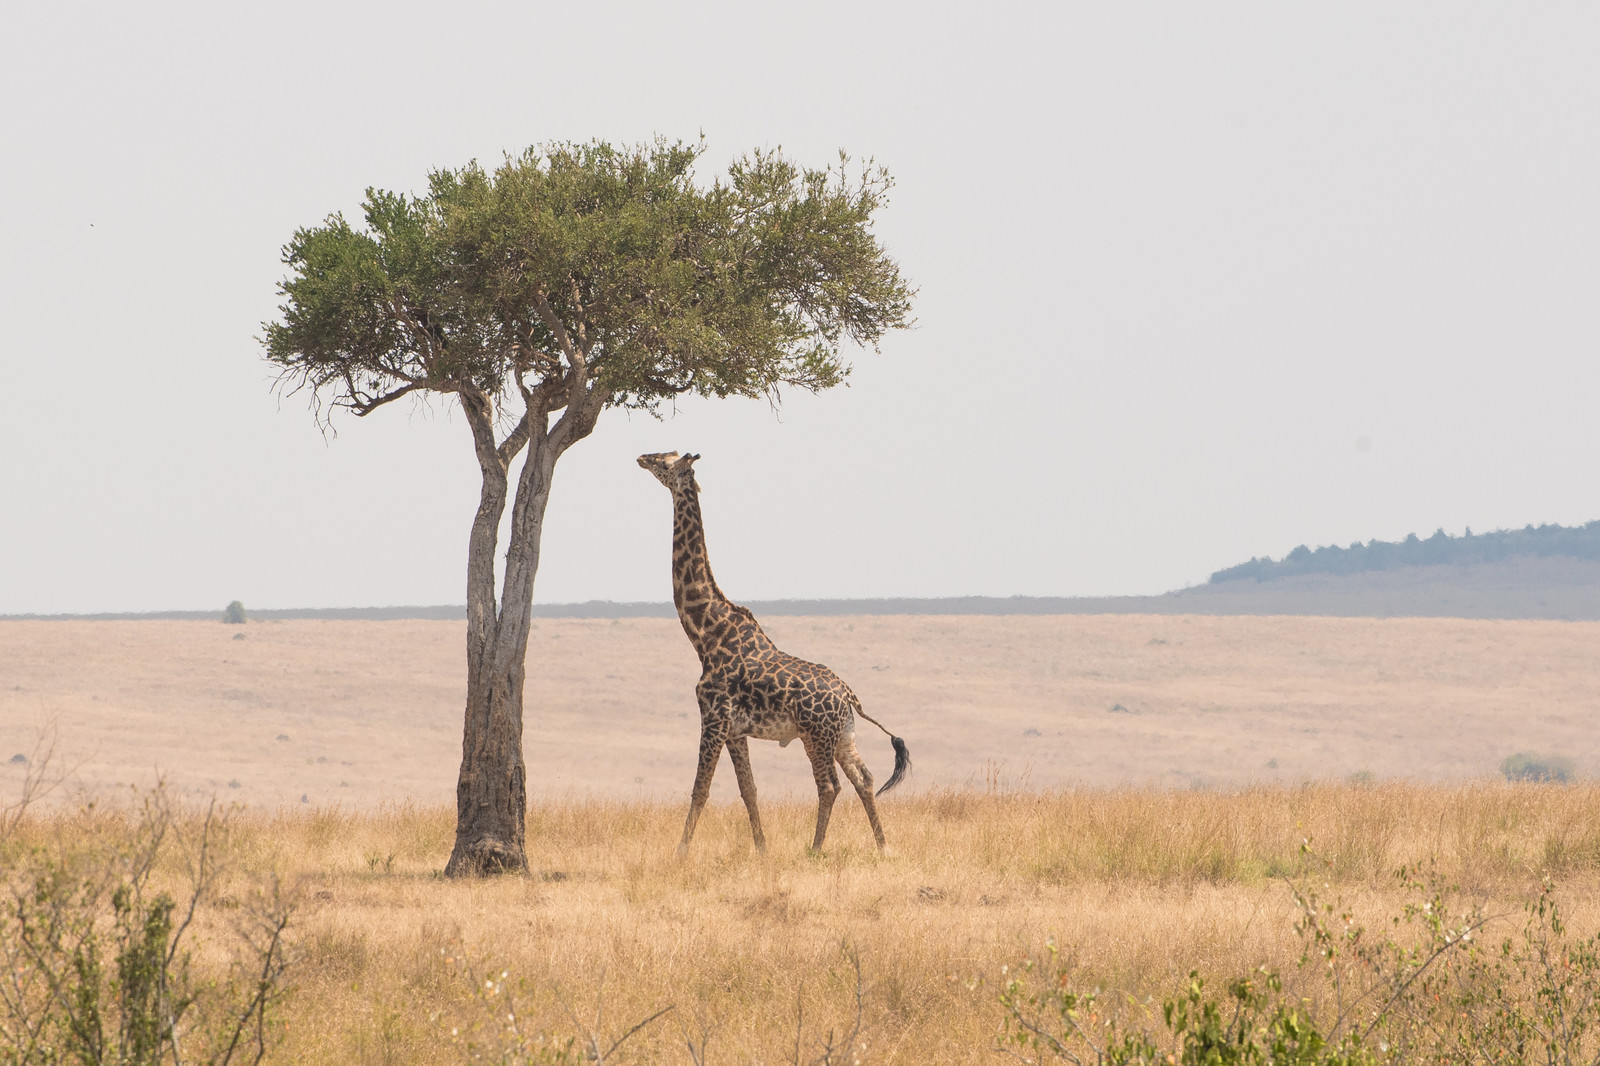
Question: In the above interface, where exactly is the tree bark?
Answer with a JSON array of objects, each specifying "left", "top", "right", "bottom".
[
  {"left": 443, "top": 374, "right": 604, "bottom": 878},
  {"left": 448, "top": 388, "right": 547, "bottom": 870}
]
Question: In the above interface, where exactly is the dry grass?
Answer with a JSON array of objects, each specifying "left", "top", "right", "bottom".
[
  {"left": 9, "top": 781, "right": 1600, "bottom": 1064},
  {"left": 7, "top": 616, "right": 1598, "bottom": 1059}
]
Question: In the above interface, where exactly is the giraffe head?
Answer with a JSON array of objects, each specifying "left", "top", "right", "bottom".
[{"left": 637, "top": 451, "right": 701, "bottom": 493}]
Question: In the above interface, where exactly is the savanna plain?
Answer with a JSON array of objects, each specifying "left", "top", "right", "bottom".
[{"left": 4, "top": 614, "right": 1600, "bottom": 1063}]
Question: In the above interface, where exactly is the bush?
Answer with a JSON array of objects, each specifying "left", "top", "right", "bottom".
[
  {"left": 1501, "top": 751, "right": 1576, "bottom": 782},
  {"left": 0, "top": 791, "right": 293, "bottom": 1065},
  {"left": 1000, "top": 947, "right": 1373, "bottom": 1065},
  {"left": 221, "top": 601, "right": 248, "bottom": 625},
  {"left": 1000, "top": 849, "right": 1600, "bottom": 1064}
]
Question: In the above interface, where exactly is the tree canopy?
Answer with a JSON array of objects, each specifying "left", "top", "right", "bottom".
[{"left": 264, "top": 139, "right": 913, "bottom": 429}]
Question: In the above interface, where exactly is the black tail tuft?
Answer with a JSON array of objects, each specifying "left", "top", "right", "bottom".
[{"left": 876, "top": 736, "right": 911, "bottom": 796}]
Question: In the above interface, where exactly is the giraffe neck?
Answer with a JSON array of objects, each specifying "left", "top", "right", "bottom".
[{"left": 670, "top": 480, "right": 734, "bottom": 652}]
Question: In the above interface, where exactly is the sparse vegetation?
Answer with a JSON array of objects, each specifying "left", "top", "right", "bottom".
[
  {"left": 0, "top": 791, "right": 293, "bottom": 1065},
  {"left": 1001, "top": 861, "right": 1600, "bottom": 1064},
  {"left": 1501, "top": 751, "right": 1577, "bottom": 783},
  {"left": 9, "top": 782, "right": 1600, "bottom": 1063}
]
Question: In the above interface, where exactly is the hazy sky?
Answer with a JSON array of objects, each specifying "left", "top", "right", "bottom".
[{"left": 3, "top": 4, "right": 1597, "bottom": 614}]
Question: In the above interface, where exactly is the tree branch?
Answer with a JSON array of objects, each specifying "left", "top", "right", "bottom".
[
  {"left": 344, "top": 381, "right": 425, "bottom": 417},
  {"left": 457, "top": 386, "right": 504, "bottom": 477},
  {"left": 549, "top": 377, "right": 607, "bottom": 456},
  {"left": 530, "top": 291, "right": 579, "bottom": 364},
  {"left": 495, "top": 412, "right": 532, "bottom": 467},
  {"left": 387, "top": 296, "right": 444, "bottom": 372},
  {"left": 568, "top": 276, "right": 590, "bottom": 353}
]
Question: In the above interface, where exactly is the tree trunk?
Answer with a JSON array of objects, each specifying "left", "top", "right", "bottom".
[
  {"left": 445, "top": 394, "right": 550, "bottom": 877},
  {"left": 445, "top": 648, "right": 530, "bottom": 876},
  {"left": 444, "top": 377, "right": 600, "bottom": 878}
]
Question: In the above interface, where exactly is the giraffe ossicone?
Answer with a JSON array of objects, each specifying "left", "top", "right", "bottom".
[{"left": 638, "top": 450, "right": 911, "bottom": 854}]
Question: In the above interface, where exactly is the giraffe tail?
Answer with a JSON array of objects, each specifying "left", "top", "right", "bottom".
[
  {"left": 856, "top": 707, "right": 911, "bottom": 796},
  {"left": 877, "top": 735, "right": 911, "bottom": 797}
]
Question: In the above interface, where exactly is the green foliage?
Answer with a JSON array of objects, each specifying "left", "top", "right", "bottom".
[
  {"left": 0, "top": 794, "right": 293, "bottom": 1066},
  {"left": 1165, "top": 971, "right": 1371, "bottom": 1066},
  {"left": 221, "top": 601, "right": 247, "bottom": 625},
  {"left": 263, "top": 138, "right": 913, "bottom": 422},
  {"left": 1292, "top": 858, "right": 1600, "bottom": 1064},
  {"left": 1001, "top": 848, "right": 1600, "bottom": 1064},
  {"left": 999, "top": 943, "right": 1372, "bottom": 1065},
  {"left": 1501, "top": 751, "right": 1576, "bottom": 783}
]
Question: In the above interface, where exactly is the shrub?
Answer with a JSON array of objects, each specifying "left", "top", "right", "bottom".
[
  {"left": 221, "top": 601, "right": 248, "bottom": 625},
  {"left": 1501, "top": 751, "right": 1576, "bottom": 783},
  {"left": 999, "top": 945, "right": 1373, "bottom": 1065},
  {"left": 0, "top": 792, "right": 293, "bottom": 1065},
  {"left": 1000, "top": 849, "right": 1600, "bottom": 1064}
]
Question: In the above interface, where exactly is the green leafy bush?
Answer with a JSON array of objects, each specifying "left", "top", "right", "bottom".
[
  {"left": 1501, "top": 751, "right": 1576, "bottom": 783},
  {"left": 221, "top": 601, "right": 247, "bottom": 625},
  {"left": 999, "top": 946, "right": 1372, "bottom": 1065},
  {"left": 1000, "top": 848, "right": 1600, "bottom": 1064}
]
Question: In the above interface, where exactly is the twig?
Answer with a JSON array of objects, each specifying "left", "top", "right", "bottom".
[
  {"left": 0, "top": 723, "right": 67, "bottom": 839},
  {"left": 793, "top": 985, "right": 804, "bottom": 1066},
  {"left": 680, "top": 1011, "right": 718, "bottom": 1066},
  {"left": 553, "top": 968, "right": 673, "bottom": 1064},
  {"left": 808, "top": 948, "right": 867, "bottom": 1066},
  {"left": 602, "top": 1006, "right": 675, "bottom": 1062}
]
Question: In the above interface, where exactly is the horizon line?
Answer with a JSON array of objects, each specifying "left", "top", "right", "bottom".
[{"left": 2, "top": 592, "right": 1200, "bottom": 622}]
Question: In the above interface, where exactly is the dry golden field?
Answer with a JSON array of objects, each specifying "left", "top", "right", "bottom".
[
  {"left": 2, "top": 613, "right": 1597, "bottom": 809},
  {"left": 6, "top": 785, "right": 1600, "bottom": 1064},
  {"left": 4, "top": 614, "right": 1600, "bottom": 1062}
]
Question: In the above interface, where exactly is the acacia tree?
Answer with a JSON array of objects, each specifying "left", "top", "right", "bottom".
[{"left": 263, "top": 140, "right": 913, "bottom": 876}]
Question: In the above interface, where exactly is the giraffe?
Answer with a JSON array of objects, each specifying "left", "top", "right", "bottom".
[{"left": 637, "top": 451, "right": 911, "bottom": 853}]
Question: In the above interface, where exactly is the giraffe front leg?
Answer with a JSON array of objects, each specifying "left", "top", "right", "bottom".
[
  {"left": 679, "top": 728, "right": 724, "bottom": 855},
  {"left": 725, "top": 735, "right": 766, "bottom": 853}
]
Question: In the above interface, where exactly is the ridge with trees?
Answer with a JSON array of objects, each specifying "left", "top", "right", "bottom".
[{"left": 1210, "top": 521, "right": 1600, "bottom": 584}]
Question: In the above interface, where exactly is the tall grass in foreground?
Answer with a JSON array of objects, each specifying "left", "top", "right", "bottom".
[{"left": 6, "top": 782, "right": 1600, "bottom": 1064}]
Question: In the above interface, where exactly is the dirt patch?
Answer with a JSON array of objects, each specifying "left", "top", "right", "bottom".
[{"left": 2, "top": 614, "right": 1597, "bottom": 809}]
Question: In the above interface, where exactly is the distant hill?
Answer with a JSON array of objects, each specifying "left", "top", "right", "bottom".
[
  {"left": 9, "top": 556, "right": 1600, "bottom": 622},
  {"left": 1210, "top": 521, "right": 1600, "bottom": 583},
  {"left": 1164, "top": 555, "right": 1600, "bottom": 620},
  {"left": 9, "top": 522, "right": 1600, "bottom": 622},
  {"left": 1131, "top": 521, "right": 1600, "bottom": 620}
]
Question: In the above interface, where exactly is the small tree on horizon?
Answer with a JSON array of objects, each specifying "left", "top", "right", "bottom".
[{"left": 263, "top": 139, "right": 913, "bottom": 876}]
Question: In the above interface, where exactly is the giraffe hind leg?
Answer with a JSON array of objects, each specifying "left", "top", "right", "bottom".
[
  {"left": 726, "top": 735, "right": 766, "bottom": 852},
  {"left": 803, "top": 738, "right": 841, "bottom": 851},
  {"left": 837, "top": 739, "right": 887, "bottom": 850}
]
